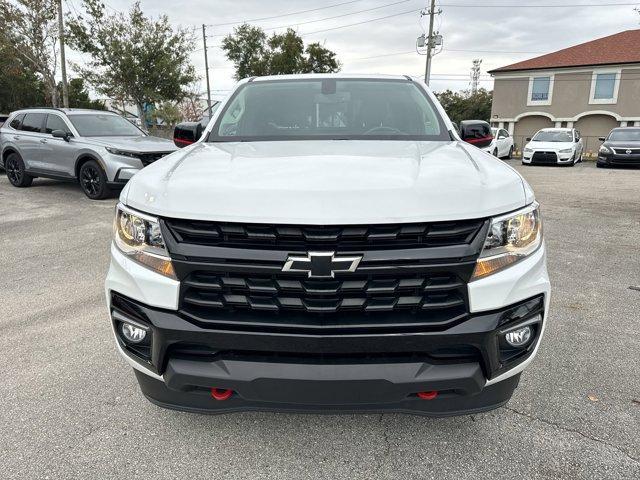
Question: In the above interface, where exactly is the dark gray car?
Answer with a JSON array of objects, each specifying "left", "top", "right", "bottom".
[{"left": 0, "top": 108, "right": 177, "bottom": 199}]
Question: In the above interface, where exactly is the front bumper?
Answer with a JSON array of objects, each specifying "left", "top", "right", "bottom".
[
  {"left": 523, "top": 150, "right": 573, "bottom": 164},
  {"left": 106, "top": 243, "right": 550, "bottom": 415},
  {"left": 598, "top": 153, "right": 640, "bottom": 167},
  {"left": 110, "top": 291, "right": 541, "bottom": 415}
]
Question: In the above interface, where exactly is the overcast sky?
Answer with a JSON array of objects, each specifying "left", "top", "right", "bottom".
[{"left": 64, "top": 0, "right": 640, "bottom": 100}]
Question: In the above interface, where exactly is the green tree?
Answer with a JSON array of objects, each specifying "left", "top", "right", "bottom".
[
  {"left": 66, "top": 0, "right": 197, "bottom": 121},
  {"left": 222, "top": 25, "right": 340, "bottom": 80},
  {"left": 0, "top": 38, "right": 47, "bottom": 112},
  {"left": 435, "top": 88, "right": 493, "bottom": 126},
  {"left": 0, "top": 0, "right": 60, "bottom": 106},
  {"left": 153, "top": 102, "right": 182, "bottom": 128},
  {"left": 56, "top": 78, "right": 105, "bottom": 110}
]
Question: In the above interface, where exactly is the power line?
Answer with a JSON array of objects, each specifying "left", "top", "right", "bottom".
[
  {"left": 438, "top": 1, "right": 638, "bottom": 6},
  {"left": 206, "top": 0, "right": 364, "bottom": 27},
  {"left": 301, "top": 8, "right": 420, "bottom": 36},
  {"left": 209, "top": 0, "right": 413, "bottom": 37},
  {"left": 347, "top": 47, "right": 547, "bottom": 61}
]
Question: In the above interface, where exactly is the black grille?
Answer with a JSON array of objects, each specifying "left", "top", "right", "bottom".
[
  {"left": 167, "top": 220, "right": 486, "bottom": 334},
  {"left": 175, "top": 260, "right": 475, "bottom": 333},
  {"left": 531, "top": 151, "right": 558, "bottom": 164},
  {"left": 612, "top": 147, "right": 640, "bottom": 155},
  {"left": 182, "top": 271, "right": 465, "bottom": 314},
  {"left": 163, "top": 219, "right": 485, "bottom": 251},
  {"left": 137, "top": 151, "right": 174, "bottom": 166}
]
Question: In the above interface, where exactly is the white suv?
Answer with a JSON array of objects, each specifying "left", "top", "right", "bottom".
[{"left": 105, "top": 74, "right": 550, "bottom": 416}]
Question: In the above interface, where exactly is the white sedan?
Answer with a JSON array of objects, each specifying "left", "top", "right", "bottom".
[
  {"left": 522, "top": 128, "right": 584, "bottom": 166},
  {"left": 482, "top": 127, "right": 514, "bottom": 159}
]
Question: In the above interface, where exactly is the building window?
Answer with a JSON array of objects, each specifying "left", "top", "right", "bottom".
[
  {"left": 527, "top": 75, "right": 554, "bottom": 106},
  {"left": 589, "top": 69, "right": 620, "bottom": 104}
]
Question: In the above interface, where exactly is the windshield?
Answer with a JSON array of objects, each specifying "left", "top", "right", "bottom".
[
  {"left": 209, "top": 78, "right": 448, "bottom": 142},
  {"left": 532, "top": 130, "right": 573, "bottom": 142},
  {"left": 68, "top": 114, "right": 144, "bottom": 137},
  {"left": 608, "top": 129, "right": 640, "bottom": 142}
]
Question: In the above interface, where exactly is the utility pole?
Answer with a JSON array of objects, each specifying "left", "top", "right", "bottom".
[
  {"left": 202, "top": 24, "right": 212, "bottom": 111},
  {"left": 422, "top": 0, "right": 442, "bottom": 86},
  {"left": 58, "top": 0, "right": 69, "bottom": 108},
  {"left": 470, "top": 59, "right": 482, "bottom": 94}
]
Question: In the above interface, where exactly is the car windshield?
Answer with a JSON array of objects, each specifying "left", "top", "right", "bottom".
[
  {"left": 608, "top": 129, "right": 640, "bottom": 141},
  {"left": 68, "top": 114, "right": 144, "bottom": 137},
  {"left": 209, "top": 78, "right": 448, "bottom": 142},
  {"left": 532, "top": 131, "right": 573, "bottom": 142}
]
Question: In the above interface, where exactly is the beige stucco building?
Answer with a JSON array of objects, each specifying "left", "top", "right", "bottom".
[{"left": 489, "top": 29, "right": 640, "bottom": 155}]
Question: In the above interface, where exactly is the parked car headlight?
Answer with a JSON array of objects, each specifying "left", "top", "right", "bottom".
[
  {"left": 599, "top": 145, "right": 612, "bottom": 154},
  {"left": 472, "top": 202, "right": 542, "bottom": 280},
  {"left": 113, "top": 203, "right": 176, "bottom": 279},
  {"left": 106, "top": 147, "right": 139, "bottom": 158},
  {"left": 524, "top": 147, "right": 533, "bottom": 154},
  {"left": 559, "top": 148, "right": 573, "bottom": 154}
]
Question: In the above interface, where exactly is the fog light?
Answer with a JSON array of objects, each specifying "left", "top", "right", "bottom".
[
  {"left": 121, "top": 322, "right": 147, "bottom": 343},
  {"left": 504, "top": 326, "right": 532, "bottom": 348}
]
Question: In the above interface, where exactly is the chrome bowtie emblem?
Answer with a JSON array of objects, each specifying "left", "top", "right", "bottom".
[
  {"left": 282, "top": 252, "right": 362, "bottom": 278},
  {"left": 626, "top": 149, "right": 632, "bottom": 155}
]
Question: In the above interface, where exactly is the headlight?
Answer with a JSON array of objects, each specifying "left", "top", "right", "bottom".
[
  {"left": 524, "top": 147, "right": 533, "bottom": 154},
  {"left": 106, "top": 147, "right": 139, "bottom": 158},
  {"left": 472, "top": 202, "right": 542, "bottom": 280},
  {"left": 559, "top": 148, "right": 573, "bottom": 154},
  {"left": 599, "top": 145, "right": 612, "bottom": 154},
  {"left": 113, "top": 203, "right": 176, "bottom": 279}
]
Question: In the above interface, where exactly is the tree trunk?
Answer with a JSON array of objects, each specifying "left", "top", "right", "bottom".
[
  {"left": 136, "top": 101, "right": 146, "bottom": 130},
  {"left": 48, "top": 76, "right": 59, "bottom": 107}
]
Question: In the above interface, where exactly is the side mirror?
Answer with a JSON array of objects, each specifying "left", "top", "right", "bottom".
[
  {"left": 526, "top": 137, "right": 532, "bottom": 142},
  {"left": 598, "top": 137, "right": 606, "bottom": 142},
  {"left": 52, "top": 129, "right": 71, "bottom": 141},
  {"left": 459, "top": 120, "right": 493, "bottom": 149},
  {"left": 174, "top": 122, "right": 203, "bottom": 148}
]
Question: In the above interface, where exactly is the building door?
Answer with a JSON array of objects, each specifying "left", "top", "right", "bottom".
[
  {"left": 513, "top": 116, "right": 554, "bottom": 152},
  {"left": 574, "top": 115, "right": 619, "bottom": 156}
]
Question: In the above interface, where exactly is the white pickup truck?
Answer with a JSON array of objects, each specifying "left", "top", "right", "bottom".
[{"left": 105, "top": 74, "right": 550, "bottom": 416}]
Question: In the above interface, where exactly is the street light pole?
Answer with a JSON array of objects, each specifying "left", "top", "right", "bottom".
[{"left": 58, "top": 0, "right": 69, "bottom": 108}]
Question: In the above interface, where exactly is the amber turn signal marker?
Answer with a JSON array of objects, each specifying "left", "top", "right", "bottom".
[{"left": 472, "top": 255, "right": 519, "bottom": 280}]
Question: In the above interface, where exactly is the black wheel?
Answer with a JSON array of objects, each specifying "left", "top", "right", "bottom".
[
  {"left": 493, "top": 149, "right": 498, "bottom": 157},
  {"left": 79, "top": 160, "right": 110, "bottom": 200},
  {"left": 5, "top": 153, "right": 33, "bottom": 187},
  {"left": 506, "top": 146, "right": 513, "bottom": 159}
]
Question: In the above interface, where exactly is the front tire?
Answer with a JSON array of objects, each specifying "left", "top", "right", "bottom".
[
  {"left": 79, "top": 160, "right": 111, "bottom": 200},
  {"left": 506, "top": 146, "right": 513, "bottom": 159},
  {"left": 5, "top": 153, "right": 33, "bottom": 187},
  {"left": 493, "top": 148, "right": 498, "bottom": 157}
]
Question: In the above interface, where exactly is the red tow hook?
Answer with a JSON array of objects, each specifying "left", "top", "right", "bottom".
[
  {"left": 417, "top": 391, "right": 439, "bottom": 400},
  {"left": 210, "top": 388, "right": 234, "bottom": 401}
]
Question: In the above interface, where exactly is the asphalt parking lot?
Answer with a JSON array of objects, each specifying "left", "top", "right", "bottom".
[{"left": 0, "top": 160, "right": 638, "bottom": 479}]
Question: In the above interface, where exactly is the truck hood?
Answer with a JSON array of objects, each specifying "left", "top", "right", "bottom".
[
  {"left": 84, "top": 135, "right": 176, "bottom": 153},
  {"left": 123, "top": 140, "right": 528, "bottom": 224}
]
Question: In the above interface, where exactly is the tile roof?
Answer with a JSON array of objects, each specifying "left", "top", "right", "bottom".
[{"left": 489, "top": 29, "right": 640, "bottom": 74}]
